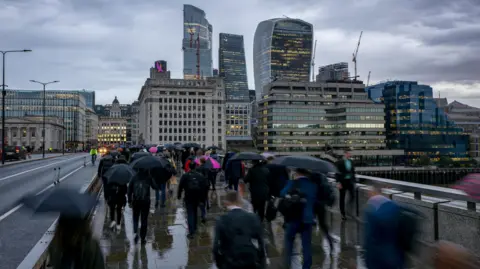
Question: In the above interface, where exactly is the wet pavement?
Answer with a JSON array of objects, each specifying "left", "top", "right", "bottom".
[{"left": 98, "top": 184, "right": 370, "bottom": 269}]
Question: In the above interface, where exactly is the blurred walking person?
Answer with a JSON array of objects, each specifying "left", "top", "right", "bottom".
[
  {"left": 213, "top": 191, "right": 266, "bottom": 269},
  {"left": 196, "top": 157, "right": 210, "bottom": 220},
  {"left": 49, "top": 215, "right": 105, "bottom": 269},
  {"left": 98, "top": 154, "right": 115, "bottom": 200},
  {"left": 107, "top": 181, "right": 127, "bottom": 231},
  {"left": 128, "top": 169, "right": 155, "bottom": 244},
  {"left": 279, "top": 168, "right": 317, "bottom": 269},
  {"left": 243, "top": 160, "right": 270, "bottom": 222},
  {"left": 178, "top": 162, "right": 209, "bottom": 238},
  {"left": 434, "top": 241, "right": 476, "bottom": 269},
  {"left": 225, "top": 159, "right": 245, "bottom": 191},
  {"left": 335, "top": 150, "right": 356, "bottom": 220}
]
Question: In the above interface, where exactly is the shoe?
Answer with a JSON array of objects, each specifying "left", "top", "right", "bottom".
[
  {"left": 134, "top": 233, "right": 139, "bottom": 244},
  {"left": 341, "top": 215, "right": 347, "bottom": 221},
  {"left": 110, "top": 221, "right": 116, "bottom": 229},
  {"left": 116, "top": 225, "right": 121, "bottom": 231}
]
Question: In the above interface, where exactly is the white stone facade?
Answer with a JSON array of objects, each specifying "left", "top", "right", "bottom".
[
  {"left": 1, "top": 116, "right": 64, "bottom": 150},
  {"left": 98, "top": 97, "right": 128, "bottom": 146},
  {"left": 138, "top": 69, "right": 226, "bottom": 148}
]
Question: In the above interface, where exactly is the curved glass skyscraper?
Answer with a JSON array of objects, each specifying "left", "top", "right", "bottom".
[
  {"left": 183, "top": 4, "right": 213, "bottom": 79},
  {"left": 253, "top": 18, "right": 313, "bottom": 100}
]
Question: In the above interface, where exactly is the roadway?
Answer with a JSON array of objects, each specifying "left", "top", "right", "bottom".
[{"left": 0, "top": 153, "right": 97, "bottom": 269}]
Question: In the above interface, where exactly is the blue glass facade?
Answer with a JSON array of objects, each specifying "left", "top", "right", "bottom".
[
  {"left": 219, "top": 33, "right": 249, "bottom": 102},
  {"left": 253, "top": 18, "right": 313, "bottom": 101},
  {"left": 381, "top": 81, "right": 469, "bottom": 161},
  {"left": 183, "top": 4, "right": 213, "bottom": 79}
]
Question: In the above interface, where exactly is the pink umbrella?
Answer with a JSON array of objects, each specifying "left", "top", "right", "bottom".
[
  {"left": 454, "top": 173, "right": 480, "bottom": 201},
  {"left": 149, "top": 147, "right": 158, "bottom": 153},
  {"left": 195, "top": 156, "right": 221, "bottom": 169}
]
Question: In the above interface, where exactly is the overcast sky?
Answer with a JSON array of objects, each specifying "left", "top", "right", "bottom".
[{"left": 1, "top": 0, "right": 479, "bottom": 106}]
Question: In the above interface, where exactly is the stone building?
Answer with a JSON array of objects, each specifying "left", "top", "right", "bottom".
[
  {"left": 98, "top": 97, "right": 128, "bottom": 146},
  {"left": 1, "top": 116, "right": 64, "bottom": 150}
]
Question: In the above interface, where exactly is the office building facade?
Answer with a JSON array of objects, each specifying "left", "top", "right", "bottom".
[
  {"left": 128, "top": 101, "right": 140, "bottom": 145},
  {"left": 138, "top": 62, "right": 226, "bottom": 148},
  {"left": 183, "top": 4, "right": 213, "bottom": 79},
  {"left": 257, "top": 81, "right": 404, "bottom": 166},
  {"left": 379, "top": 81, "right": 469, "bottom": 161},
  {"left": 316, "top": 62, "right": 350, "bottom": 82},
  {"left": 86, "top": 108, "right": 99, "bottom": 147},
  {"left": 253, "top": 18, "right": 313, "bottom": 101},
  {"left": 1, "top": 89, "right": 86, "bottom": 150},
  {"left": 98, "top": 97, "right": 128, "bottom": 146}
]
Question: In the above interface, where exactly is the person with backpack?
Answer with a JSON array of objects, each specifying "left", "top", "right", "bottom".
[
  {"left": 98, "top": 155, "right": 115, "bottom": 200},
  {"left": 213, "top": 191, "right": 266, "bottom": 269},
  {"left": 177, "top": 161, "right": 209, "bottom": 239},
  {"left": 127, "top": 169, "right": 156, "bottom": 244},
  {"left": 279, "top": 168, "right": 318, "bottom": 269},
  {"left": 107, "top": 181, "right": 128, "bottom": 231},
  {"left": 243, "top": 160, "right": 270, "bottom": 222},
  {"left": 363, "top": 185, "right": 406, "bottom": 269},
  {"left": 310, "top": 172, "right": 335, "bottom": 252}
]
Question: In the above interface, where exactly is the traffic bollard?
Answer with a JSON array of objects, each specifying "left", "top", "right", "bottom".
[{"left": 84, "top": 156, "right": 86, "bottom": 167}]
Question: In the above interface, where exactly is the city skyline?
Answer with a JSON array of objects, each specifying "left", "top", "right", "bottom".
[{"left": 1, "top": 0, "right": 479, "bottom": 105}]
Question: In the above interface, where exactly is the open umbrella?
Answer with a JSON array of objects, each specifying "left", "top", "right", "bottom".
[
  {"left": 195, "top": 156, "right": 221, "bottom": 169},
  {"left": 262, "top": 152, "right": 275, "bottom": 159},
  {"left": 130, "top": 152, "right": 151, "bottom": 163},
  {"left": 207, "top": 146, "right": 221, "bottom": 151},
  {"left": 271, "top": 155, "right": 338, "bottom": 174},
  {"left": 22, "top": 187, "right": 97, "bottom": 218},
  {"left": 149, "top": 147, "right": 158, "bottom": 154},
  {"left": 454, "top": 173, "right": 480, "bottom": 201},
  {"left": 104, "top": 164, "right": 136, "bottom": 185},
  {"left": 174, "top": 142, "right": 182, "bottom": 145},
  {"left": 183, "top": 143, "right": 201, "bottom": 149},
  {"left": 109, "top": 151, "right": 120, "bottom": 157},
  {"left": 130, "top": 155, "right": 170, "bottom": 170},
  {"left": 229, "top": 152, "right": 265, "bottom": 161},
  {"left": 164, "top": 144, "right": 176, "bottom": 151}
]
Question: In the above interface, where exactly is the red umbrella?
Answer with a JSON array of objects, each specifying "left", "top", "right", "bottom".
[{"left": 454, "top": 173, "right": 480, "bottom": 201}]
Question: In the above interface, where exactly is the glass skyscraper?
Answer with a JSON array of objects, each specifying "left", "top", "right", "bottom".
[
  {"left": 219, "top": 33, "right": 249, "bottom": 101},
  {"left": 253, "top": 18, "right": 313, "bottom": 101},
  {"left": 183, "top": 4, "right": 213, "bottom": 79},
  {"left": 380, "top": 81, "right": 469, "bottom": 161}
]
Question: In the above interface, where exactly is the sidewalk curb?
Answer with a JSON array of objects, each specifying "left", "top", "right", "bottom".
[{"left": 0, "top": 154, "right": 74, "bottom": 168}]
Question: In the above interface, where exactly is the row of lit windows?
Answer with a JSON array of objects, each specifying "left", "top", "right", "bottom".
[
  {"left": 346, "top": 108, "right": 384, "bottom": 113},
  {"left": 267, "top": 131, "right": 384, "bottom": 136},
  {"left": 268, "top": 123, "right": 384, "bottom": 129},
  {"left": 270, "top": 139, "right": 384, "bottom": 144},
  {"left": 270, "top": 108, "right": 326, "bottom": 113}
]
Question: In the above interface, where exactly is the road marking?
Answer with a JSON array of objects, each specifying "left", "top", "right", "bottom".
[
  {"left": 0, "top": 155, "right": 85, "bottom": 182},
  {"left": 0, "top": 165, "right": 84, "bottom": 222}
]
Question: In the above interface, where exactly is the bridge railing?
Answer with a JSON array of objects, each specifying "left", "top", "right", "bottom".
[
  {"left": 17, "top": 174, "right": 102, "bottom": 269},
  {"left": 326, "top": 173, "right": 480, "bottom": 254}
]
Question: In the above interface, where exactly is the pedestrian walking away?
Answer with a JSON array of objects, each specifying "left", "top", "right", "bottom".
[
  {"left": 243, "top": 160, "right": 270, "bottom": 222},
  {"left": 107, "top": 182, "right": 128, "bottom": 231},
  {"left": 177, "top": 161, "right": 209, "bottom": 238},
  {"left": 98, "top": 154, "right": 115, "bottom": 200},
  {"left": 213, "top": 191, "right": 266, "bottom": 269},
  {"left": 335, "top": 150, "right": 356, "bottom": 220},
  {"left": 128, "top": 169, "right": 156, "bottom": 244}
]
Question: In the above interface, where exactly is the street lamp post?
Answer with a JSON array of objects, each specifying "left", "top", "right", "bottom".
[
  {"left": 1, "top": 49, "right": 31, "bottom": 165},
  {"left": 62, "top": 98, "right": 66, "bottom": 155},
  {"left": 29, "top": 80, "right": 59, "bottom": 159}
]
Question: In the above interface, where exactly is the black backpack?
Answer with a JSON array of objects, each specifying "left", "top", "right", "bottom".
[
  {"left": 101, "top": 158, "right": 114, "bottom": 176},
  {"left": 186, "top": 172, "right": 204, "bottom": 199},
  {"left": 224, "top": 216, "right": 262, "bottom": 269},
  {"left": 278, "top": 181, "right": 306, "bottom": 221},
  {"left": 397, "top": 205, "right": 421, "bottom": 253},
  {"left": 133, "top": 179, "right": 150, "bottom": 202}
]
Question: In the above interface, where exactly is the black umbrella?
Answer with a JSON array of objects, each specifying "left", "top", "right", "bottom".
[
  {"left": 104, "top": 164, "right": 136, "bottom": 185},
  {"left": 271, "top": 155, "right": 338, "bottom": 174},
  {"left": 174, "top": 142, "right": 182, "bottom": 145},
  {"left": 183, "top": 143, "right": 201, "bottom": 149},
  {"left": 164, "top": 144, "right": 176, "bottom": 151},
  {"left": 130, "top": 152, "right": 151, "bottom": 163},
  {"left": 130, "top": 155, "right": 170, "bottom": 170},
  {"left": 206, "top": 146, "right": 221, "bottom": 150},
  {"left": 229, "top": 152, "right": 265, "bottom": 161},
  {"left": 22, "top": 187, "right": 97, "bottom": 218}
]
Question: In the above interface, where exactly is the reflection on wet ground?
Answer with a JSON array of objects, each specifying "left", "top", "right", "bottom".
[{"left": 98, "top": 185, "right": 367, "bottom": 269}]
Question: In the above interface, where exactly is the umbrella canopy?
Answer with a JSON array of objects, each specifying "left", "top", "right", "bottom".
[
  {"left": 130, "top": 152, "right": 151, "bottom": 163},
  {"left": 163, "top": 144, "right": 176, "bottom": 151},
  {"left": 130, "top": 155, "right": 170, "bottom": 170},
  {"left": 229, "top": 152, "right": 265, "bottom": 161},
  {"left": 183, "top": 143, "right": 201, "bottom": 149},
  {"left": 195, "top": 156, "right": 221, "bottom": 169},
  {"left": 271, "top": 155, "right": 338, "bottom": 174},
  {"left": 22, "top": 187, "right": 97, "bottom": 218},
  {"left": 104, "top": 164, "right": 136, "bottom": 185},
  {"left": 174, "top": 142, "right": 182, "bottom": 145},
  {"left": 262, "top": 152, "right": 275, "bottom": 159},
  {"left": 454, "top": 173, "right": 480, "bottom": 201},
  {"left": 149, "top": 147, "right": 158, "bottom": 153},
  {"left": 207, "top": 146, "right": 221, "bottom": 150},
  {"left": 109, "top": 151, "right": 120, "bottom": 157}
]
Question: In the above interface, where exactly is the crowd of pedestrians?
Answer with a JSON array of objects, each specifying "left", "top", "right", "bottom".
[{"left": 23, "top": 145, "right": 477, "bottom": 269}]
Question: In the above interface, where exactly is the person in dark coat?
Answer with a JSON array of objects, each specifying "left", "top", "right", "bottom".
[
  {"left": 97, "top": 154, "right": 115, "bottom": 200},
  {"left": 335, "top": 150, "right": 356, "bottom": 220},
  {"left": 107, "top": 181, "right": 128, "bottom": 231},
  {"left": 178, "top": 162, "right": 209, "bottom": 238},
  {"left": 213, "top": 191, "right": 266, "bottom": 269},
  {"left": 115, "top": 155, "right": 128, "bottom": 164},
  {"left": 49, "top": 215, "right": 105, "bottom": 269},
  {"left": 265, "top": 157, "right": 289, "bottom": 198},
  {"left": 243, "top": 160, "right": 270, "bottom": 222},
  {"left": 128, "top": 169, "right": 156, "bottom": 244},
  {"left": 225, "top": 159, "right": 244, "bottom": 191}
]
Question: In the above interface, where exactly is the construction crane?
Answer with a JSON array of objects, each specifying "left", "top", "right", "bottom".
[
  {"left": 352, "top": 31, "right": 363, "bottom": 81},
  {"left": 366, "top": 71, "right": 371, "bottom": 87},
  {"left": 182, "top": 16, "right": 201, "bottom": 80},
  {"left": 311, "top": 39, "right": 317, "bottom": 82}
]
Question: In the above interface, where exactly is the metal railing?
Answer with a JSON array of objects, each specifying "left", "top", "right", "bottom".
[{"left": 17, "top": 174, "right": 102, "bottom": 269}]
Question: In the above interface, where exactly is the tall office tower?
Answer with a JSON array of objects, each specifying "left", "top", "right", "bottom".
[
  {"left": 183, "top": 4, "right": 213, "bottom": 80},
  {"left": 316, "top": 62, "right": 350, "bottom": 82},
  {"left": 253, "top": 18, "right": 313, "bottom": 101}
]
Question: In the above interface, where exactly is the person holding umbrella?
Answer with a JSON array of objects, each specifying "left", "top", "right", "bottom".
[
  {"left": 104, "top": 164, "right": 135, "bottom": 231},
  {"left": 22, "top": 187, "right": 105, "bottom": 269}
]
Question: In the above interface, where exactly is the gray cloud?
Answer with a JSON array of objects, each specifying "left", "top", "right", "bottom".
[{"left": 1, "top": 0, "right": 479, "bottom": 105}]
